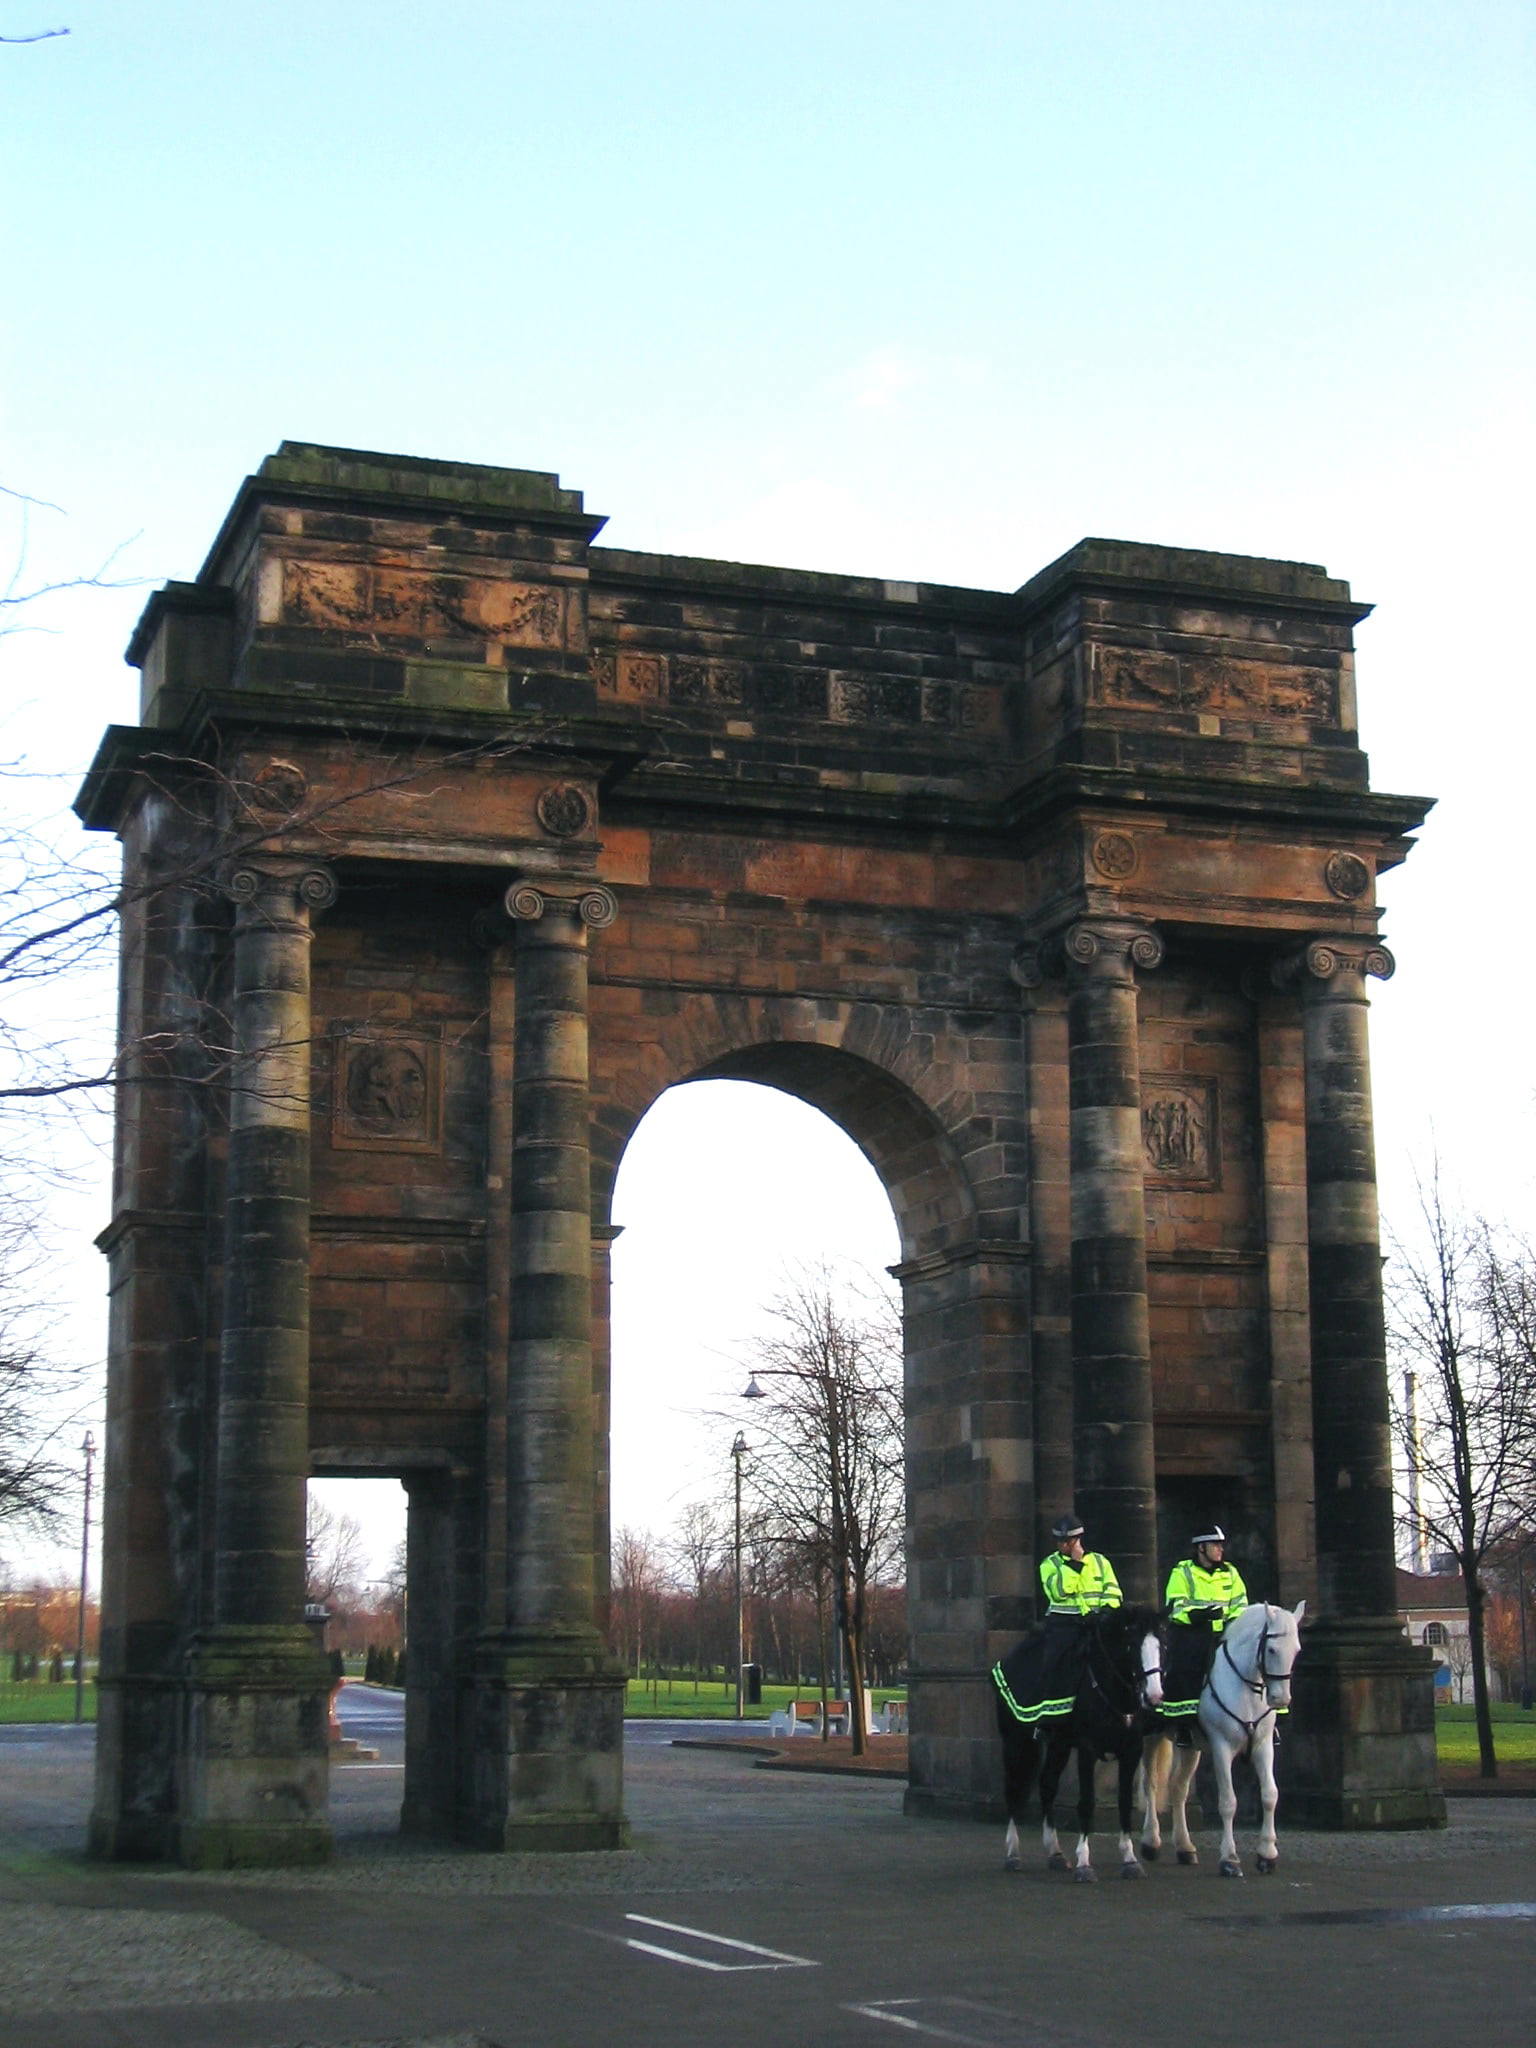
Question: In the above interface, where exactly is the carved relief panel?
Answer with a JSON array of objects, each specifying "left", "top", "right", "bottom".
[
  {"left": 330, "top": 1027, "right": 444, "bottom": 1152},
  {"left": 1141, "top": 1074, "right": 1219, "bottom": 1189}
]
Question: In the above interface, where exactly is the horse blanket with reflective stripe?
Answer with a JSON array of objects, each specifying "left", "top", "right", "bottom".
[
  {"left": 1161, "top": 1613, "right": 1215, "bottom": 1720},
  {"left": 992, "top": 1621, "right": 1087, "bottom": 1726}
]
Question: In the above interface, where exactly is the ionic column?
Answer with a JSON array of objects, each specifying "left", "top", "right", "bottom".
[
  {"left": 502, "top": 878, "right": 615, "bottom": 1639},
  {"left": 1278, "top": 935, "right": 1444, "bottom": 1828},
  {"left": 1286, "top": 937, "right": 1400, "bottom": 1617},
  {"left": 1017, "top": 918, "right": 1162, "bottom": 1603},
  {"left": 467, "top": 876, "right": 627, "bottom": 1852},
  {"left": 181, "top": 860, "right": 336, "bottom": 1870}
]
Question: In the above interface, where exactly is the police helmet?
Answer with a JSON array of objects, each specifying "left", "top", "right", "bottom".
[
  {"left": 1051, "top": 1514, "right": 1085, "bottom": 1542},
  {"left": 1192, "top": 1525, "right": 1227, "bottom": 1549}
]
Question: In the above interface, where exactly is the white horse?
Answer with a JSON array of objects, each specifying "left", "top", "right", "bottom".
[{"left": 1139, "top": 1600, "right": 1304, "bottom": 1879}]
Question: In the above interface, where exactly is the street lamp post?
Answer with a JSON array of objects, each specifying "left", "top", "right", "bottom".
[
  {"left": 1517, "top": 1536, "right": 1532, "bottom": 1712},
  {"left": 731, "top": 1432, "right": 749, "bottom": 1719},
  {"left": 74, "top": 1430, "right": 94, "bottom": 1725}
]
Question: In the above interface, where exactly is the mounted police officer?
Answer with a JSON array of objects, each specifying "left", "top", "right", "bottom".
[
  {"left": 992, "top": 1513, "right": 1124, "bottom": 1725},
  {"left": 1035, "top": 1512, "right": 1123, "bottom": 1712},
  {"left": 1162, "top": 1524, "right": 1248, "bottom": 1739}
]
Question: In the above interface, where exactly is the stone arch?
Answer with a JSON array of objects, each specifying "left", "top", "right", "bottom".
[
  {"left": 590, "top": 986, "right": 1034, "bottom": 1818},
  {"left": 589, "top": 987, "right": 1024, "bottom": 1266}
]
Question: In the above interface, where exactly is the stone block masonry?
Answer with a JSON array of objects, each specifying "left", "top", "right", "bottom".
[{"left": 78, "top": 442, "right": 1442, "bottom": 1860}]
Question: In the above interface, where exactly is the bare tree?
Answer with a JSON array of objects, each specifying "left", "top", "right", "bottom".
[
  {"left": 668, "top": 1501, "right": 726, "bottom": 1684},
  {"left": 1388, "top": 1177, "right": 1536, "bottom": 1776},
  {"left": 304, "top": 1495, "right": 367, "bottom": 1611},
  {"left": 609, "top": 1525, "right": 664, "bottom": 1679},
  {"left": 737, "top": 1265, "right": 904, "bottom": 1754},
  {"left": 0, "top": 1199, "right": 87, "bottom": 1540}
]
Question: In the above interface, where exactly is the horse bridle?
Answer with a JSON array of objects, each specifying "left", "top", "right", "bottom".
[
  {"left": 1085, "top": 1615, "right": 1165, "bottom": 1730},
  {"left": 1205, "top": 1614, "right": 1298, "bottom": 1746}
]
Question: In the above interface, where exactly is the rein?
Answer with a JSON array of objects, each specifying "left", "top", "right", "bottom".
[{"left": 1085, "top": 1616, "right": 1164, "bottom": 1731}]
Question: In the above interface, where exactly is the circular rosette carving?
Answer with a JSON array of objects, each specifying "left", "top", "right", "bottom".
[
  {"left": 1324, "top": 851, "right": 1371, "bottom": 901},
  {"left": 535, "top": 783, "right": 592, "bottom": 840},
  {"left": 1091, "top": 831, "right": 1138, "bottom": 880},
  {"left": 504, "top": 882, "right": 547, "bottom": 923},
  {"left": 578, "top": 888, "right": 617, "bottom": 929},
  {"left": 245, "top": 758, "right": 308, "bottom": 817}
]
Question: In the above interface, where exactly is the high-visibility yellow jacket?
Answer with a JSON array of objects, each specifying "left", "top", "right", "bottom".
[
  {"left": 1165, "top": 1557, "right": 1247, "bottom": 1631},
  {"left": 1040, "top": 1549, "right": 1122, "bottom": 1616}
]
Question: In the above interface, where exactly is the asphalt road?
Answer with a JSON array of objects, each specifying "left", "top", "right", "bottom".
[{"left": 2, "top": 1688, "right": 1533, "bottom": 2048}]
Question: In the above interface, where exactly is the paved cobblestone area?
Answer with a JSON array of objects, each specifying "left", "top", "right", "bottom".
[{"left": 2, "top": 1719, "right": 1533, "bottom": 2048}]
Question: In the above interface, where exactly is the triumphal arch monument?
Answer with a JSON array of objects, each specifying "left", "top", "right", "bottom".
[{"left": 79, "top": 443, "right": 1444, "bottom": 1866}]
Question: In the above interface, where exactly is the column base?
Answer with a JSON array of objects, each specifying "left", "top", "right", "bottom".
[
  {"left": 463, "top": 1631, "right": 629, "bottom": 1852},
  {"left": 901, "top": 1670, "right": 996, "bottom": 1823},
  {"left": 1284, "top": 1617, "right": 1447, "bottom": 1830},
  {"left": 90, "top": 1669, "right": 183, "bottom": 1862},
  {"left": 174, "top": 1626, "right": 333, "bottom": 1870}
]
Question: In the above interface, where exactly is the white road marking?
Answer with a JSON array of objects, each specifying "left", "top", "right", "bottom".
[
  {"left": 845, "top": 1998, "right": 1031, "bottom": 2044},
  {"left": 610, "top": 1914, "right": 818, "bottom": 1972}
]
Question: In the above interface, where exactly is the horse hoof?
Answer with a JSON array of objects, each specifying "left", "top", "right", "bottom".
[
  {"left": 1256, "top": 1855, "right": 1277, "bottom": 1875},
  {"left": 1121, "top": 1860, "right": 1145, "bottom": 1880},
  {"left": 1048, "top": 1852, "right": 1070, "bottom": 1872},
  {"left": 1004, "top": 1854, "right": 1022, "bottom": 1873},
  {"left": 1176, "top": 1850, "right": 1199, "bottom": 1867},
  {"left": 1141, "top": 1844, "right": 1159, "bottom": 1862},
  {"left": 1073, "top": 1866, "right": 1098, "bottom": 1884},
  {"left": 1220, "top": 1861, "right": 1244, "bottom": 1879}
]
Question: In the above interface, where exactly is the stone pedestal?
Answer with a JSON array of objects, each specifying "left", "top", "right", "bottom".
[
  {"left": 1284, "top": 1619, "right": 1445, "bottom": 1828},
  {"left": 467, "top": 879, "right": 628, "bottom": 1851}
]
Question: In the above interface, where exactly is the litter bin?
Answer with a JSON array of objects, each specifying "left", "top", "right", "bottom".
[{"left": 741, "top": 1662, "right": 763, "bottom": 1706}]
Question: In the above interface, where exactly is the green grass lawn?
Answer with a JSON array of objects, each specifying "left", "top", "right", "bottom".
[
  {"left": 1431, "top": 1702, "right": 1536, "bottom": 1769},
  {"left": 621, "top": 1676, "right": 904, "bottom": 1720},
  {"left": 0, "top": 1679, "right": 97, "bottom": 1724}
]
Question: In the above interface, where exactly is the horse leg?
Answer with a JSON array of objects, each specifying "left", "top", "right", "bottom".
[
  {"left": 1252, "top": 1730, "right": 1280, "bottom": 1874},
  {"left": 1038, "top": 1731, "right": 1071, "bottom": 1871},
  {"left": 1071, "top": 1743, "right": 1098, "bottom": 1883},
  {"left": 1209, "top": 1729, "right": 1243, "bottom": 1877},
  {"left": 1139, "top": 1732, "right": 1170, "bottom": 1860},
  {"left": 1115, "top": 1745, "right": 1144, "bottom": 1877},
  {"left": 997, "top": 1710, "right": 1037, "bottom": 1873},
  {"left": 1169, "top": 1740, "right": 1201, "bottom": 1865}
]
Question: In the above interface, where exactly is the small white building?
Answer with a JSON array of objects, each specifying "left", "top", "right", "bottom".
[{"left": 1397, "top": 1566, "right": 1472, "bottom": 1703}]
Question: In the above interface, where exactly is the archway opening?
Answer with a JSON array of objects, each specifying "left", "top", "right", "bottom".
[
  {"left": 304, "top": 1475, "right": 406, "bottom": 1825},
  {"left": 609, "top": 1077, "right": 903, "bottom": 1717}
]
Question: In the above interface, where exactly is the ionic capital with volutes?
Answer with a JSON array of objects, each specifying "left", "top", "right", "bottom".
[
  {"left": 1273, "top": 935, "right": 1394, "bottom": 997},
  {"left": 502, "top": 878, "right": 616, "bottom": 937},
  {"left": 1011, "top": 916, "right": 1164, "bottom": 991},
  {"left": 222, "top": 860, "right": 338, "bottom": 924}
]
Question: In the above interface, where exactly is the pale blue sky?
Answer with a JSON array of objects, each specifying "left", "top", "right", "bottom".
[{"left": 3, "top": 3, "right": 1531, "bottom": 1562}]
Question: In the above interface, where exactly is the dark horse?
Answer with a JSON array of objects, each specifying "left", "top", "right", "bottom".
[{"left": 994, "top": 1604, "right": 1165, "bottom": 1882}]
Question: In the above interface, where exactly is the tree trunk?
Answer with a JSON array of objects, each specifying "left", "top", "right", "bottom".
[{"left": 1467, "top": 1571, "right": 1497, "bottom": 1777}]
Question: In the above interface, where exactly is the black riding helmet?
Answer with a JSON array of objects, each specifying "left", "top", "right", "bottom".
[
  {"left": 1051, "top": 1513, "right": 1085, "bottom": 1543},
  {"left": 1192, "top": 1524, "right": 1227, "bottom": 1550}
]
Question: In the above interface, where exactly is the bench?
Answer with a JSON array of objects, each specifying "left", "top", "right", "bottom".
[{"left": 767, "top": 1698, "right": 852, "bottom": 1736}]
